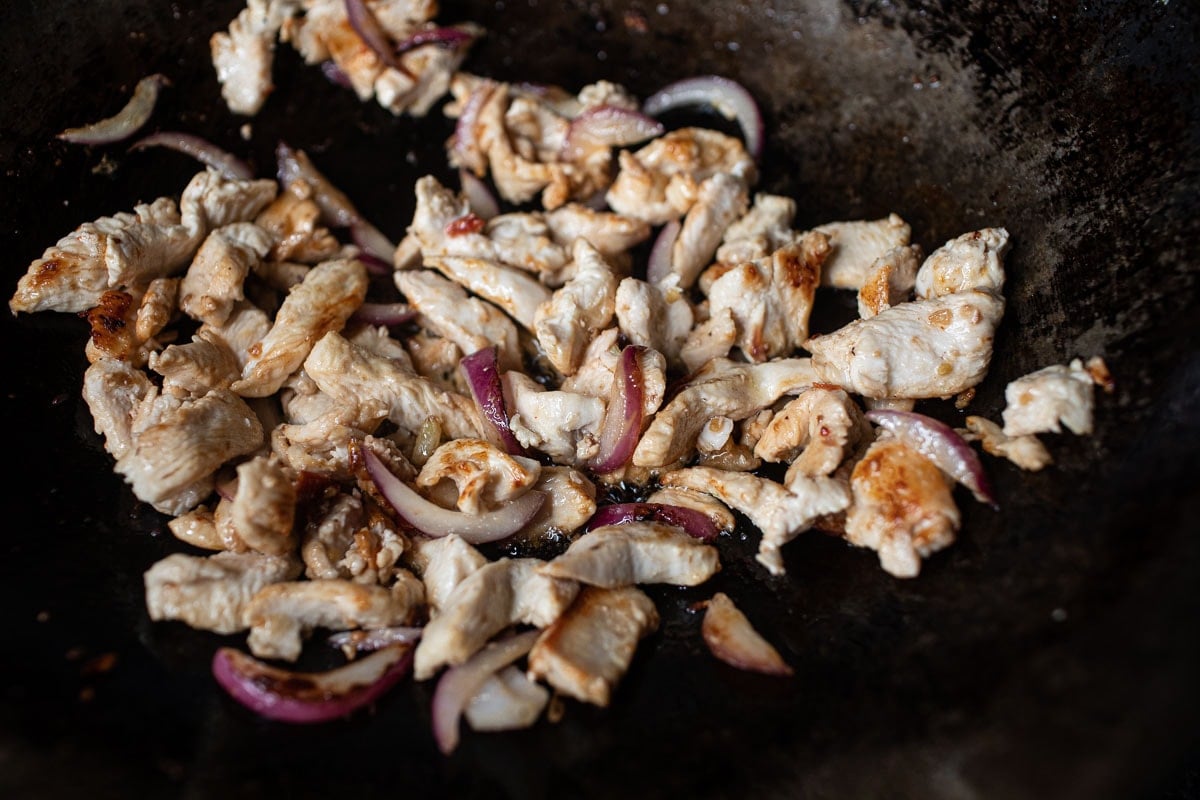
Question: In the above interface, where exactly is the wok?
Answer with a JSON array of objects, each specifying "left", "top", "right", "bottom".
[{"left": 1, "top": 1, "right": 1197, "bottom": 797}]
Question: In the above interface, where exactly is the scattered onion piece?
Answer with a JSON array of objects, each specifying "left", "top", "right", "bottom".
[
  {"left": 58, "top": 73, "right": 170, "bottom": 145},
  {"left": 642, "top": 75, "right": 765, "bottom": 159},
  {"left": 364, "top": 448, "right": 543, "bottom": 542},
  {"left": 344, "top": 0, "right": 402, "bottom": 71},
  {"left": 701, "top": 592, "right": 793, "bottom": 676},
  {"left": 431, "top": 630, "right": 539, "bottom": 754},
  {"left": 351, "top": 301, "right": 416, "bottom": 327},
  {"left": 646, "top": 219, "right": 680, "bottom": 285},
  {"left": 588, "top": 345, "right": 645, "bottom": 473},
  {"left": 866, "top": 409, "right": 997, "bottom": 507},
  {"left": 211, "top": 644, "right": 413, "bottom": 724},
  {"left": 320, "top": 60, "right": 353, "bottom": 89},
  {"left": 460, "top": 168, "right": 500, "bottom": 219},
  {"left": 452, "top": 81, "right": 497, "bottom": 173},
  {"left": 586, "top": 502, "right": 719, "bottom": 542},
  {"left": 395, "top": 26, "right": 478, "bottom": 55},
  {"left": 328, "top": 626, "right": 423, "bottom": 654},
  {"left": 350, "top": 218, "right": 397, "bottom": 267},
  {"left": 275, "top": 141, "right": 358, "bottom": 226},
  {"left": 459, "top": 346, "right": 525, "bottom": 455},
  {"left": 561, "top": 105, "right": 664, "bottom": 162},
  {"left": 129, "top": 132, "right": 253, "bottom": 180}
]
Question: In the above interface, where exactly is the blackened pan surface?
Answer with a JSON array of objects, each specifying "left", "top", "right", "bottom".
[{"left": 1, "top": 1, "right": 1197, "bottom": 798}]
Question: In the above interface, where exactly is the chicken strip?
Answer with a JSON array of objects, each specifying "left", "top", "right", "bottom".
[
  {"left": 538, "top": 521, "right": 720, "bottom": 588},
  {"left": 1001, "top": 359, "right": 1096, "bottom": 437},
  {"left": 144, "top": 550, "right": 301, "bottom": 634}
]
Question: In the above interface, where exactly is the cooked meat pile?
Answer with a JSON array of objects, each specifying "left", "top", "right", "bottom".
[{"left": 9, "top": 0, "right": 1110, "bottom": 747}]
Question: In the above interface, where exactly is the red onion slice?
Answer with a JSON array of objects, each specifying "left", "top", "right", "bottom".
[
  {"left": 320, "top": 60, "right": 353, "bottom": 89},
  {"left": 588, "top": 345, "right": 646, "bottom": 473},
  {"left": 586, "top": 502, "right": 719, "bottom": 542},
  {"left": 561, "top": 105, "right": 665, "bottom": 162},
  {"left": 460, "top": 169, "right": 500, "bottom": 219},
  {"left": 58, "top": 74, "right": 170, "bottom": 145},
  {"left": 351, "top": 301, "right": 416, "bottom": 327},
  {"left": 344, "top": 0, "right": 401, "bottom": 70},
  {"left": 364, "top": 448, "right": 544, "bottom": 542},
  {"left": 275, "top": 141, "right": 358, "bottom": 227},
  {"left": 646, "top": 219, "right": 680, "bottom": 285},
  {"left": 866, "top": 409, "right": 998, "bottom": 507},
  {"left": 452, "top": 81, "right": 497, "bottom": 174},
  {"left": 350, "top": 218, "right": 396, "bottom": 267},
  {"left": 211, "top": 644, "right": 412, "bottom": 724},
  {"left": 395, "top": 26, "right": 478, "bottom": 55},
  {"left": 129, "top": 132, "right": 253, "bottom": 180},
  {"left": 642, "top": 75, "right": 765, "bottom": 159},
  {"left": 328, "top": 626, "right": 423, "bottom": 654},
  {"left": 431, "top": 630, "right": 539, "bottom": 754},
  {"left": 459, "top": 346, "right": 525, "bottom": 455}
]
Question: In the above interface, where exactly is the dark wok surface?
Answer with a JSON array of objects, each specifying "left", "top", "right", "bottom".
[{"left": 2, "top": 1, "right": 1198, "bottom": 797}]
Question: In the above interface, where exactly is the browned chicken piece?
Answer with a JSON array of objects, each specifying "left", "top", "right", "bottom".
[
  {"left": 210, "top": 0, "right": 298, "bottom": 115},
  {"left": 715, "top": 193, "right": 798, "bottom": 267},
  {"left": 415, "top": 438, "right": 542, "bottom": 515},
  {"left": 538, "top": 521, "right": 720, "bottom": 588},
  {"left": 374, "top": 25, "right": 481, "bottom": 116},
  {"left": 254, "top": 179, "right": 342, "bottom": 263},
  {"left": 232, "top": 258, "right": 368, "bottom": 397},
  {"left": 425, "top": 254, "right": 552, "bottom": 330},
  {"left": 753, "top": 387, "right": 870, "bottom": 477},
  {"left": 135, "top": 277, "right": 180, "bottom": 341},
  {"left": 168, "top": 505, "right": 229, "bottom": 551},
  {"left": 144, "top": 550, "right": 301, "bottom": 634},
  {"left": 844, "top": 437, "right": 961, "bottom": 578},
  {"left": 1001, "top": 359, "right": 1096, "bottom": 437},
  {"left": 82, "top": 358, "right": 155, "bottom": 461},
  {"left": 303, "top": 331, "right": 482, "bottom": 439},
  {"left": 179, "top": 223, "right": 274, "bottom": 326},
  {"left": 181, "top": 168, "right": 280, "bottom": 230},
  {"left": 706, "top": 233, "right": 830, "bottom": 362},
  {"left": 149, "top": 330, "right": 243, "bottom": 396},
  {"left": 632, "top": 357, "right": 815, "bottom": 468},
  {"left": 244, "top": 578, "right": 425, "bottom": 662},
  {"left": 115, "top": 388, "right": 264, "bottom": 516},
  {"left": 667, "top": 172, "right": 749, "bottom": 289},
  {"left": 226, "top": 454, "right": 296, "bottom": 556},
  {"left": 661, "top": 466, "right": 849, "bottom": 576},
  {"left": 544, "top": 203, "right": 651, "bottom": 261},
  {"left": 962, "top": 416, "right": 1053, "bottom": 472},
  {"left": 806, "top": 290, "right": 1005, "bottom": 399},
  {"left": 534, "top": 239, "right": 618, "bottom": 376},
  {"left": 517, "top": 466, "right": 598, "bottom": 543},
  {"left": 558, "top": 330, "right": 669, "bottom": 427},
  {"left": 857, "top": 245, "right": 921, "bottom": 318},
  {"left": 814, "top": 214, "right": 912, "bottom": 289},
  {"left": 198, "top": 301, "right": 273, "bottom": 370},
  {"left": 679, "top": 306, "right": 738, "bottom": 374},
  {"left": 914, "top": 228, "right": 1009, "bottom": 299},
  {"left": 701, "top": 592, "right": 792, "bottom": 676},
  {"left": 82, "top": 289, "right": 155, "bottom": 367},
  {"left": 271, "top": 407, "right": 388, "bottom": 476},
  {"left": 503, "top": 372, "right": 605, "bottom": 466},
  {"left": 614, "top": 277, "right": 695, "bottom": 367},
  {"left": 396, "top": 269, "right": 522, "bottom": 371},
  {"left": 403, "top": 329, "right": 466, "bottom": 394},
  {"left": 605, "top": 128, "right": 757, "bottom": 225},
  {"left": 527, "top": 585, "right": 659, "bottom": 706},
  {"left": 408, "top": 534, "right": 488, "bottom": 618},
  {"left": 413, "top": 558, "right": 580, "bottom": 679},
  {"left": 301, "top": 491, "right": 408, "bottom": 584}
]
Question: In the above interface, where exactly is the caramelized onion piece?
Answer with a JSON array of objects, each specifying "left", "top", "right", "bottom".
[
  {"left": 866, "top": 409, "right": 997, "bottom": 507},
  {"left": 344, "top": 0, "right": 402, "bottom": 71},
  {"left": 460, "top": 346, "right": 525, "bottom": 455},
  {"left": 701, "top": 593, "right": 792, "bottom": 676},
  {"left": 561, "top": 105, "right": 664, "bottom": 161},
  {"left": 364, "top": 448, "right": 543, "bottom": 542},
  {"left": 58, "top": 74, "right": 170, "bottom": 144},
  {"left": 642, "top": 75, "right": 764, "bottom": 159},
  {"left": 129, "top": 132, "right": 253, "bottom": 180},
  {"left": 586, "top": 502, "right": 719, "bottom": 542},
  {"left": 212, "top": 644, "right": 413, "bottom": 723},
  {"left": 589, "top": 345, "right": 645, "bottom": 473},
  {"left": 431, "top": 630, "right": 539, "bottom": 754}
]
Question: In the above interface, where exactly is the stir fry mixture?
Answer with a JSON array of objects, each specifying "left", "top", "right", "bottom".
[{"left": 10, "top": 0, "right": 1112, "bottom": 751}]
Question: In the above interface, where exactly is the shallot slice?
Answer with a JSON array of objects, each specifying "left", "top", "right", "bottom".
[
  {"left": 586, "top": 502, "right": 719, "bottom": 542},
  {"left": 642, "top": 75, "right": 764, "bottom": 159},
  {"left": 646, "top": 219, "right": 680, "bottom": 285},
  {"left": 328, "top": 626, "right": 423, "bottom": 654},
  {"left": 344, "top": 0, "right": 402, "bottom": 71},
  {"left": 701, "top": 592, "right": 793, "bottom": 676},
  {"left": 129, "top": 132, "right": 253, "bottom": 180},
  {"left": 364, "top": 448, "right": 543, "bottom": 542},
  {"left": 866, "top": 409, "right": 997, "bottom": 507},
  {"left": 58, "top": 73, "right": 170, "bottom": 145},
  {"left": 431, "top": 630, "right": 539, "bottom": 754},
  {"left": 459, "top": 346, "right": 525, "bottom": 455},
  {"left": 211, "top": 644, "right": 413, "bottom": 724},
  {"left": 561, "top": 105, "right": 664, "bottom": 162},
  {"left": 589, "top": 345, "right": 645, "bottom": 473}
]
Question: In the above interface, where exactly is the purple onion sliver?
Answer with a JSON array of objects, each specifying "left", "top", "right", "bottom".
[
  {"left": 587, "top": 502, "right": 720, "bottom": 541},
  {"left": 561, "top": 104, "right": 664, "bottom": 161},
  {"left": 59, "top": 74, "right": 170, "bottom": 145},
  {"left": 460, "top": 169, "right": 500, "bottom": 219},
  {"left": 865, "top": 409, "right": 997, "bottom": 508},
  {"left": 344, "top": 0, "right": 400, "bottom": 69},
  {"left": 589, "top": 345, "right": 645, "bottom": 473},
  {"left": 352, "top": 302, "right": 416, "bottom": 327},
  {"left": 130, "top": 132, "right": 253, "bottom": 180},
  {"left": 328, "top": 627, "right": 423, "bottom": 653},
  {"left": 460, "top": 346, "right": 525, "bottom": 455},
  {"left": 642, "top": 74, "right": 764, "bottom": 159},
  {"left": 646, "top": 219, "right": 680, "bottom": 285},
  {"left": 395, "top": 26, "right": 477, "bottom": 55},
  {"left": 321, "top": 60, "right": 354, "bottom": 89}
]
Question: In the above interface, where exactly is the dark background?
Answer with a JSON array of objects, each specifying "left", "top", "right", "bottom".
[{"left": 1, "top": 1, "right": 1197, "bottom": 798}]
